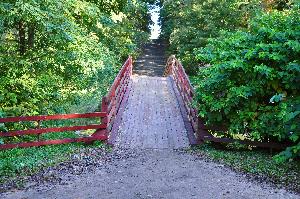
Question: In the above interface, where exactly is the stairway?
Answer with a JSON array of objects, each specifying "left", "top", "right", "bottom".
[{"left": 133, "top": 39, "right": 167, "bottom": 77}]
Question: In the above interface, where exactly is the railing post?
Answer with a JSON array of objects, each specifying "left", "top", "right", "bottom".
[
  {"left": 128, "top": 56, "right": 133, "bottom": 76},
  {"left": 37, "top": 120, "right": 41, "bottom": 142},
  {"left": 89, "top": 96, "right": 109, "bottom": 143},
  {"left": 101, "top": 96, "right": 108, "bottom": 125},
  {"left": 164, "top": 55, "right": 176, "bottom": 76},
  {"left": 197, "top": 117, "right": 207, "bottom": 144}
]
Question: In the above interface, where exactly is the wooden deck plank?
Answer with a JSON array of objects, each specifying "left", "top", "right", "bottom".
[
  {"left": 112, "top": 75, "right": 190, "bottom": 149},
  {"left": 168, "top": 76, "right": 198, "bottom": 145}
]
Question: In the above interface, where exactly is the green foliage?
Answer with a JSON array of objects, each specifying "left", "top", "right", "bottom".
[
  {"left": 274, "top": 143, "right": 300, "bottom": 163},
  {"left": 0, "top": 0, "right": 154, "bottom": 134},
  {"left": 0, "top": 144, "right": 78, "bottom": 179},
  {"left": 194, "top": 8, "right": 300, "bottom": 160},
  {"left": 161, "top": 0, "right": 299, "bottom": 161},
  {"left": 160, "top": 0, "right": 261, "bottom": 73}
]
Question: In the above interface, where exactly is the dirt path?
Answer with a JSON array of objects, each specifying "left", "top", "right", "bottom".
[{"left": 1, "top": 149, "right": 298, "bottom": 199}]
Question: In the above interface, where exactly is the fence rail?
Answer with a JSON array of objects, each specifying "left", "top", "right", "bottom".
[
  {"left": 0, "top": 112, "right": 107, "bottom": 149},
  {"left": 165, "top": 56, "right": 199, "bottom": 142},
  {"left": 0, "top": 57, "right": 133, "bottom": 150},
  {"left": 105, "top": 56, "right": 133, "bottom": 132}
]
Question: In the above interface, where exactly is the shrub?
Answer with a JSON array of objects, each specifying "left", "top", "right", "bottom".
[{"left": 193, "top": 8, "right": 300, "bottom": 160}]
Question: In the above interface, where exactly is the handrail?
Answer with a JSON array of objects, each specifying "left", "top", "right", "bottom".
[
  {"left": 0, "top": 112, "right": 107, "bottom": 149},
  {"left": 103, "top": 56, "right": 133, "bottom": 133},
  {"left": 107, "top": 57, "right": 133, "bottom": 99},
  {"left": 164, "top": 55, "right": 199, "bottom": 137},
  {"left": 0, "top": 112, "right": 107, "bottom": 123},
  {"left": 164, "top": 55, "right": 195, "bottom": 93}
]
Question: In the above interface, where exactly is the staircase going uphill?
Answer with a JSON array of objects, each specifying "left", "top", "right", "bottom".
[{"left": 133, "top": 39, "right": 167, "bottom": 77}]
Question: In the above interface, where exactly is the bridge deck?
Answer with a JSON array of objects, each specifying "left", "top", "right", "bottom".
[{"left": 109, "top": 75, "right": 190, "bottom": 149}]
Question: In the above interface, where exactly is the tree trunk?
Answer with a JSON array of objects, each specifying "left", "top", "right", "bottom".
[
  {"left": 18, "top": 21, "right": 26, "bottom": 55},
  {"left": 28, "top": 23, "right": 35, "bottom": 49}
]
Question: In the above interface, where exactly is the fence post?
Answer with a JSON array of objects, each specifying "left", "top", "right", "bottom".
[
  {"left": 89, "top": 96, "right": 109, "bottom": 143},
  {"left": 101, "top": 96, "right": 108, "bottom": 133},
  {"left": 37, "top": 120, "right": 41, "bottom": 141},
  {"left": 164, "top": 55, "right": 176, "bottom": 76},
  {"left": 128, "top": 56, "right": 133, "bottom": 76},
  {"left": 101, "top": 96, "right": 108, "bottom": 111},
  {"left": 197, "top": 117, "right": 210, "bottom": 144}
]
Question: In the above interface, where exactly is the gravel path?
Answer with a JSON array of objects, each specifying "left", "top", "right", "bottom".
[{"left": 1, "top": 148, "right": 298, "bottom": 199}]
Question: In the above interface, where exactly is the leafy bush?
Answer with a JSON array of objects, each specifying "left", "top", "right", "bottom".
[
  {"left": 193, "top": 8, "right": 300, "bottom": 160},
  {"left": 0, "top": 0, "right": 153, "bottom": 124}
]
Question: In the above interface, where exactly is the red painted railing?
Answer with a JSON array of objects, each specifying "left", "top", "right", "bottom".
[
  {"left": 0, "top": 112, "right": 107, "bottom": 149},
  {"left": 165, "top": 56, "right": 286, "bottom": 149},
  {"left": 104, "top": 56, "right": 133, "bottom": 132},
  {"left": 164, "top": 56, "right": 199, "bottom": 141},
  {"left": 0, "top": 57, "right": 133, "bottom": 150}
]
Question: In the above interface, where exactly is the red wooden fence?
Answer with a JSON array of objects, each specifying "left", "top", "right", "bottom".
[
  {"left": 0, "top": 112, "right": 107, "bottom": 149},
  {"left": 164, "top": 55, "right": 199, "bottom": 141},
  {"left": 164, "top": 55, "right": 287, "bottom": 149},
  {"left": 104, "top": 56, "right": 133, "bottom": 132},
  {"left": 0, "top": 57, "right": 133, "bottom": 150}
]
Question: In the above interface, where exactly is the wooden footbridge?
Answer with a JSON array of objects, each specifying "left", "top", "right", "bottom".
[{"left": 0, "top": 41, "right": 285, "bottom": 150}]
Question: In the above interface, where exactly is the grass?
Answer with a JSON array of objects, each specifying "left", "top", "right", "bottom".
[
  {"left": 0, "top": 89, "right": 109, "bottom": 187},
  {"left": 192, "top": 143, "right": 300, "bottom": 193},
  {"left": 0, "top": 141, "right": 104, "bottom": 185}
]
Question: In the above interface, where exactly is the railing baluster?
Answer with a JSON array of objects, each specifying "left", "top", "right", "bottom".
[
  {"left": 105, "top": 56, "right": 133, "bottom": 136},
  {"left": 37, "top": 120, "right": 41, "bottom": 141}
]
